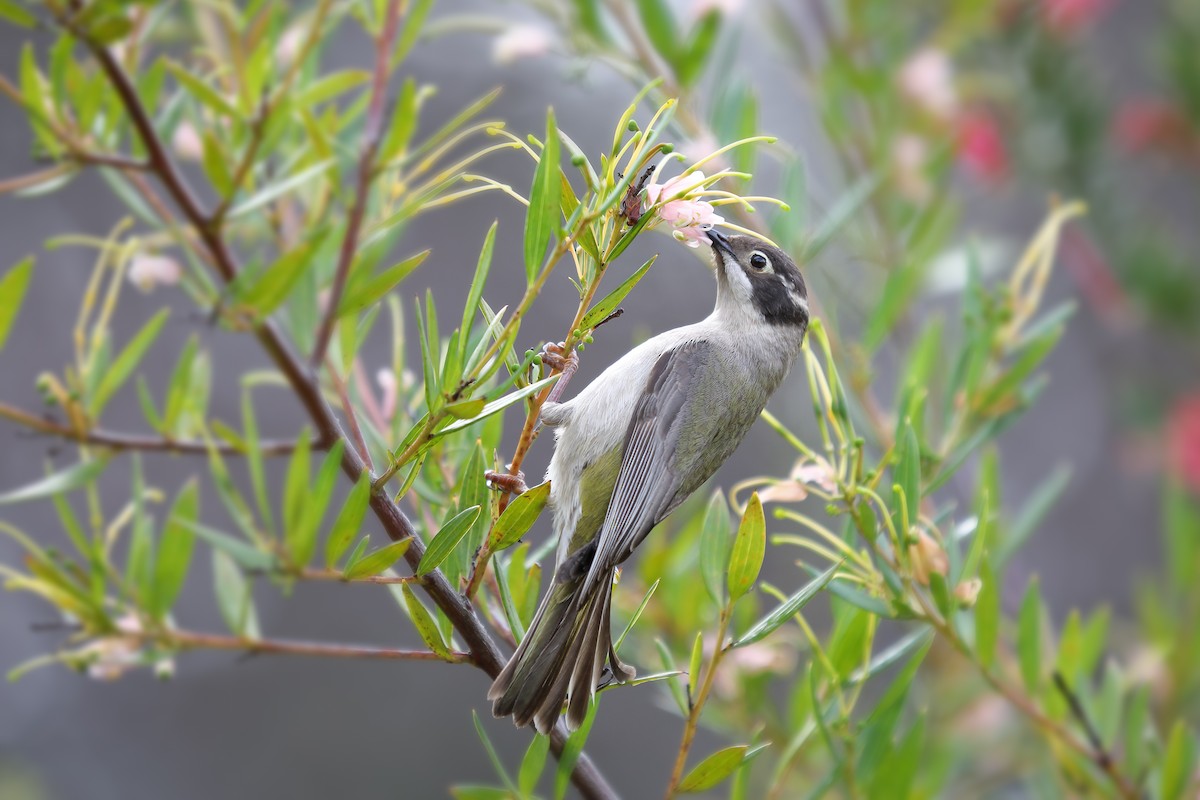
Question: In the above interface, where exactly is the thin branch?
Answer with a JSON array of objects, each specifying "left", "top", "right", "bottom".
[
  {"left": 0, "top": 402, "right": 305, "bottom": 456},
  {"left": 60, "top": 11, "right": 619, "bottom": 798},
  {"left": 68, "top": 151, "right": 150, "bottom": 171},
  {"left": 664, "top": 609, "right": 731, "bottom": 798},
  {"left": 1052, "top": 671, "right": 1118, "bottom": 773},
  {"left": 309, "top": 0, "right": 402, "bottom": 368},
  {"left": 298, "top": 567, "right": 418, "bottom": 585},
  {"left": 325, "top": 357, "right": 374, "bottom": 471},
  {"left": 170, "top": 629, "right": 469, "bottom": 663}
]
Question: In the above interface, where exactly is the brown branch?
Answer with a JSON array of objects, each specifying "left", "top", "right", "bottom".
[
  {"left": 69, "top": 151, "right": 150, "bottom": 171},
  {"left": 0, "top": 402, "right": 305, "bottom": 456},
  {"left": 309, "top": 0, "right": 402, "bottom": 368},
  {"left": 170, "top": 629, "right": 469, "bottom": 662},
  {"left": 60, "top": 11, "right": 618, "bottom": 799},
  {"left": 298, "top": 568, "right": 418, "bottom": 585},
  {"left": 325, "top": 357, "right": 374, "bottom": 471}
]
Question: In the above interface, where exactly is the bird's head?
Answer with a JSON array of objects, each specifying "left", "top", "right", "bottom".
[{"left": 706, "top": 228, "right": 809, "bottom": 329}]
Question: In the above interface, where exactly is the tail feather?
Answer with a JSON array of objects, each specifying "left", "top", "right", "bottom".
[{"left": 489, "top": 568, "right": 635, "bottom": 733}]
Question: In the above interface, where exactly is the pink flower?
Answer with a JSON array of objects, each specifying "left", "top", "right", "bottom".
[
  {"left": 692, "top": 0, "right": 745, "bottom": 18},
  {"left": 1115, "top": 98, "right": 1196, "bottom": 156},
  {"left": 897, "top": 48, "right": 958, "bottom": 121},
  {"left": 277, "top": 25, "right": 306, "bottom": 65},
  {"left": 1040, "top": 0, "right": 1111, "bottom": 36},
  {"left": 645, "top": 171, "right": 724, "bottom": 247},
  {"left": 171, "top": 121, "right": 203, "bottom": 161},
  {"left": 127, "top": 254, "right": 182, "bottom": 292},
  {"left": 1167, "top": 393, "right": 1200, "bottom": 494},
  {"left": 956, "top": 110, "right": 1009, "bottom": 184},
  {"left": 492, "top": 25, "right": 552, "bottom": 64},
  {"left": 376, "top": 368, "right": 398, "bottom": 423}
]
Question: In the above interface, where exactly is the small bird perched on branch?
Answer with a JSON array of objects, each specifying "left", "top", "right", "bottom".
[{"left": 489, "top": 228, "right": 810, "bottom": 733}]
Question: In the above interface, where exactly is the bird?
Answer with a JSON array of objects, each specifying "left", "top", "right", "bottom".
[{"left": 488, "top": 228, "right": 810, "bottom": 734}]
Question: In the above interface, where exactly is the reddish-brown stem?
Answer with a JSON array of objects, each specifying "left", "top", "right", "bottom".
[
  {"left": 325, "top": 358, "right": 374, "bottom": 471},
  {"left": 298, "top": 568, "right": 418, "bottom": 585},
  {"left": 0, "top": 402, "right": 308, "bottom": 456},
  {"left": 169, "top": 629, "right": 469, "bottom": 662},
  {"left": 309, "top": 0, "right": 402, "bottom": 368}
]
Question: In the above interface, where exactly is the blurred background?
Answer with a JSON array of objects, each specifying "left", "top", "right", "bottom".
[{"left": 2, "top": 0, "right": 1198, "bottom": 797}]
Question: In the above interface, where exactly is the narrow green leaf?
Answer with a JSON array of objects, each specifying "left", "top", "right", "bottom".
[
  {"left": 997, "top": 465, "right": 1071, "bottom": 568},
  {"left": 149, "top": 479, "right": 198, "bottom": 619},
  {"left": 0, "top": 255, "right": 34, "bottom": 350},
  {"left": 554, "top": 698, "right": 598, "bottom": 800},
  {"left": 1161, "top": 720, "right": 1197, "bottom": 800},
  {"left": 445, "top": 398, "right": 485, "bottom": 419},
  {"left": 523, "top": 109, "right": 561, "bottom": 283},
  {"left": 698, "top": 490, "right": 732, "bottom": 605},
  {"left": 228, "top": 159, "right": 334, "bottom": 219},
  {"left": 288, "top": 441, "right": 345, "bottom": 567},
  {"left": 282, "top": 431, "right": 312, "bottom": 540},
  {"left": 326, "top": 472, "right": 372, "bottom": 568},
  {"left": 166, "top": 60, "right": 238, "bottom": 117},
  {"left": 488, "top": 481, "right": 550, "bottom": 552},
  {"left": 459, "top": 222, "right": 497, "bottom": 366},
  {"left": 470, "top": 710, "right": 518, "bottom": 794},
  {"left": 212, "top": 549, "right": 259, "bottom": 638},
  {"left": 614, "top": 578, "right": 659, "bottom": 652},
  {"left": 635, "top": 0, "right": 680, "bottom": 67},
  {"left": 339, "top": 250, "right": 429, "bottom": 316},
  {"left": 518, "top": 733, "right": 550, "bottom": 796},
  {"left": 678, "top": 745, "right": 752, "bottom": 793},
  {"left": 240, "top": 389, "right": 274, "bottom": 535},
  {"left": 727, "top": 493, "right": 766, "bottom": 602},
  {"left": 732, "top": 563, "right": 838, "bottom": 648},
  {"left": 294, "top": 69, "right": 371, "bottom": 108},
  {"left": 240, "top": 235, "right": 325, "bottom": 315},
  {"left": 91, "top": 309, "right": 169, "bottom": 415},
  {"left": 579, "top": 255, "right": 657, "bottom": 332},
  {"left": 180, "top": 519, "right": 274, "bottom": 571},
  {"left": 345, "top": 538, "right": 412, "bottom": 579},
  {"left": 0, "top": 458, "right": 108, "bottom": 506},
  {"left": 417, "top": 505, "right": 481, "bottom": 576},
  {"left": 1017, "top": 578, "right": 1043, "bottom": 693},
  {"left": 975, "top": 560, "right": 1000, "bottom": 668},
  {"left": 438, "top": 375, "right": 558, "bottom": 435},
  {"left": 675, "top": 11, "right": 719, "bottom": 87},
  {"left": 401, "top": 583, "right": 451, "bottom": 658},
  {"left": 0, "top": 1, "right": 37, "bottom": 27},
  {"left": 892, "top": 417, "right": 920, "bottom": 534}
]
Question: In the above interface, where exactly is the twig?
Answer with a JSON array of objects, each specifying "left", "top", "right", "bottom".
[
  {"left": 309, "top": 0, "right": 402, "bottom": 368},
  {"left": 0, "top": 402, "right": 307, "bottom": 456},
  {"left": 1052, "top": 671, "right": 1118, "bottom": 773},
  {"left": 664, "top": 609, "right": 731, "bottom": 798},
  {"left": 297, "top": 567, "right": 418, "bottom": 585},
  {"left": 325, "top": 357, "right": 374, "bottom": 471},
  {"left": 170, "top": 629, "right": 469, "bottom": 663},
  {"left": 62, "top": 12, "right": 619, "bottom": 798}
]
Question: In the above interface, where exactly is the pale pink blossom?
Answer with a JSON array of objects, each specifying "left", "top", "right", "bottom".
[
  {"left": 81, "top": 613, "right": 173, "bottom": 682},
  {"left": 376, "top": 368, "right": 398, "bottom": 423},
  {"left": 712, "top": 638, "right": 795, "bottom": 697},
  {"left": 898, "top": 48, "right": 958, "bottom": 121},
  {"left": 171, "top": 121, "right": 203, "bottom": 161},
  {"left": 645, "top": 171, "right": 724, "bottom": 248},
  {"left": 757, "top": 457, "right": 837, "bottom": 504},
  {"left": 1040, "top": 0, "right": 1110, "bottom": 36},
  {"left": 953, "top": 578, "right": 982, "bottom": 607},
  {"left": 892, "top": 134, "right": 932, "bottom": 202},
  {"left": 277, "top": 25, "right": 306, "bottom": 65},
  {"left": 492, "top": 25, "right": 552, "bottom": 65},
  {"left": 692, "top": 0, "right": 745, "bottom": 18},
  {"left": 127, "top": 254, "right": 182, "bottom": 293}
]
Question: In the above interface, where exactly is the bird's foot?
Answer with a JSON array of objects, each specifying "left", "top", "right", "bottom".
[
  {"left": 540, "top": 341, "right": 578, "bottom": 374},
  {"left": 485, "top": 466, "right": 528, "bottom": 495}
]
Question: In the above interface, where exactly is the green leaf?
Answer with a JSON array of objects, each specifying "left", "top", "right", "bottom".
[
  {"left": 975, "top": 560, "right": 1000, "bottom": 668},
  {"left": 240, "top": 235, "right": 325, "bottom": 315},
  {"left": 1164, "top": 478, "right": 1200, "bottom": 591},
  {"left": 91, "top": 309, "right": 169, "bottom": 415},
  {"left": 460, "top": 221, "right": 497, "bottom": 366},
  {"left": 614, "top": 579, "right": 659, "bottom": 651},
  {"left": 732, "top": 563, "right": 838, "bottom": 648},
  {"left": 148, "top": 479, "right": 198, "bottom": 619},
  {"left": 326, "top": 472, "right": 372, "bottom": 568},
  {"left": 471, "top": 710, "right": 518, "bottom": 795},
  {"left": 282, "top": 432, "right": 312, "bottom": 541},
  {"left": 488, "top": 481, "right": 550, "bottom": 552},
  {"left": 1161, "top": 720, "right": 1197, "bottom": 800},
  {"left": 166, "top": 60, "right": 238, "bottom": 118},
  {"left": 394, "top": 0, "right": 435, "bottom": 62},
  {"left": 417, "top": 505, "right": 481, "bottom": 576},
  {"left": 0, "top": 1, "right": 37, "bottom": 27},
  {"left": 579, "top": 255, "right": 657, "bottom": 332},
  {"left": 699, "top": 489, "right": 732, "bottom": 605},
  {"left": 445, "top": 398, "right": 485, "bottom": 419},
  {"left": 892, "top": 417, "right": 921, "bottom": 534},
  {"left": 675, "top": 11, "right": 720, "bottom": 87},
  {"left": 554, "top": 698, "right": 598, "bottom": 800},
  {"left": 345, "top": 538, "right": 412, "bottom": 579},
  {"left": 228, "top": 159, "right": 334, "bottom": 219},
  {"left": 287, "top": 442, "right": 345, "bottom": 568},
  {"left": 678, "top": 745, "right": 756, "bottom": 793},
  {"left": 996, "top": 465, "right": 1071, "bottom": 568},
  {"left": 523, "top": 109, "right": 561, "bottom": 284},
  {"left": 687, "top": 631, "right": 704, "bottom": 697},
  {"left": 0, "top": 255, "right": 34, "bottom": 350},
  {"left": 294, "top": 69, "right": 371, "bottom": 108},
  {"left": 518, "top": 733, "right": 550, "bottom": 796},
  {"left": 212, "top": 549, "right": 259, "bottom": 638},
  {"left": 1017, "top": 578, "right": 1043, "bottom": 694},
  {"left": 727, "top": 493, "right": 765, "bottom": 602},
  {"left": 635, "top": 0, "right": 680, "bottom": 67},
  {"left": 0, "top": 458, "right": 108, "bottom": 506},
  {"left": 339, "top": 250, "right": 429, "bottom": 316},
  {"left": 180, "top": 519, "right": 274, "bottom": 571},
  {"left": 438, "top": 375, "right": 558, "bottom": 435},
  {"left": 401, "top": 583, "right": 451, "bottom": 658}
]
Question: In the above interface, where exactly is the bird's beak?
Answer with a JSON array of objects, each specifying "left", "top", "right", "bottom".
[{"left": 706, "top": 227, "right": 734, "bottom": 257}]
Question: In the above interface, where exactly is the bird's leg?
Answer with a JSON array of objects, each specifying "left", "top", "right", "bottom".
[{"left": 485, "top": 465, "right": 528, "bottom": 496}]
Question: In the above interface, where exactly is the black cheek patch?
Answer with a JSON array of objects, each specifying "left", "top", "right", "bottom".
[{"left": 750, "top": 275, "right": 808, "bottom": 327}]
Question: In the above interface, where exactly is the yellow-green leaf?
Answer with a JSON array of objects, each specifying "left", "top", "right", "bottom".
[
  {"left": 488, "top": 481, "right": 550, "bottom": 552},
  {"left": 727, "top": 493, "right": 765, "bottom": 602},
  {"left": 0, "top": 255, "right": 34, "bottom": 350},
  {"left": 344, "top": 538, "right": 412, "bottom": 580},
  {"left": 401, "top": 583, "right": 451, "bottom": 658},
  {"left": 417, "top": 505, "right": 481, "bottom": 576}
]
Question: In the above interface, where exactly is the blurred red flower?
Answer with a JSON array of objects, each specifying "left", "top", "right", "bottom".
[
  {"left": 956, "top": 111, "right": 1009, "bottom": 184},
  {"left": 1115, "top": 98, "right": 1197, "bottom": 156},
  {"left": 1168, "top": 393, "right": 1200, "bottom": 493},
  {"left": 1041, "top": 0, "right": 1111, "bottom": 35}
]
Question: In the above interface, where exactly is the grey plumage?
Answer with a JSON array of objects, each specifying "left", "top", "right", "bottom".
[{"left": 489, "top": 229, "right": 810, "bottom": 733}]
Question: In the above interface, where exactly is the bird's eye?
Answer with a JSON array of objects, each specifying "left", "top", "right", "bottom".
[{"left": 749, "top": 251, "right": 770, "bottom": 271}]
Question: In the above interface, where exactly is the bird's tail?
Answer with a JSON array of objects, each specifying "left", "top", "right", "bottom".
[{"left": 489, "top": 569, "right": 635, "bottom": 733}]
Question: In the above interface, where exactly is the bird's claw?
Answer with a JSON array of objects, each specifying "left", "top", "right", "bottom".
[
  {"left": 485, "top": 467, "right": 528, "bottom": 495},
  {"left": 540, "top": 341, "right": 578, "bottom": 374}
]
